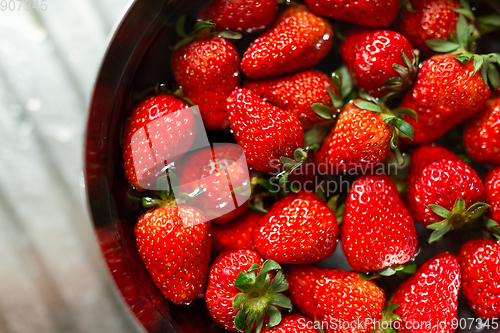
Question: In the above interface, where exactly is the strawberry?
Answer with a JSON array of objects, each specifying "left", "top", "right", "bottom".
[
  {"left": 406, "top": 144, "right": 461, "bottom": 186},
  {"left": 464, "top": 95, "right": 500, "bottom": 164},
  {"left": 244, "top": 70, "right": 336, "bottom": 129},
  {"left": 205, "top": 250, "right": 292, "bottom": 332},
  {"left": 252, "top": 191, "right": 339, "bottom": 264},
  {"left": 227, "top": 88, "right": 304, "bottom": 173},
  {"left": 176, "top": 143, "right": 250, "bottom": 224},
  {"left": 261, "top": 314, "right": 318, "bottom": 332},
  {"left": 340, "top": 30, "right": 418, "bottom": 98},
  {"left": 211, "top": 210, "right": 264, "bottom": 254},
  {"left": 314, "top": 100, "right": 391, "bottom": 175},
  {"left": 287, "top": 265, "right": 385, "bottom": 333},
  {"left": 286, "top": 265, "right": 322, "bottom": 319},
  {"left": 459, "top": 238, "right": 500, "bottom": 319},
  {"left": 240, "top": 5, "right": 333, "bottom": 79},
  {"left": 485, "top": 166, "right": 500, "bottom": 224},
  {"left": 341, "top": 175, "right": 418, "bottom": 274},
  {"left": 171, "top": 30, "right": 240, "bottom": 130},
  {"left": 303, "top": 0, "right": 400, "bottom": 28},
  {"left": 406, "top": 145, "right": 488, "bottom": 242},
  {"left": 198, "top": 0, "right": 279, "bottom": 34},
  {"left": 399, "top": 54, "right": 491, "bottom": 144},
  {"left": 134, "top": 203, "right": 211, "bottom": 305},
  {"left": 123, "top": 94, "right": 196, "bottom": 190},
  {"left": 388, "top": 252, "right": 461, "bottom": 333},
  {"left": 398, "top": 0, "right": 460, "bottom": 58}
]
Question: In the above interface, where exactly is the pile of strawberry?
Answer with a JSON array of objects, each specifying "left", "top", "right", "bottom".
[{"left": 119, "top": 0, "right": 500, "bottom": 332}]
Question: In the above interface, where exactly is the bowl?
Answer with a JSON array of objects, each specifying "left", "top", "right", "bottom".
[{"left": 85, "top": 0, "right": 500, "bottom": 332}]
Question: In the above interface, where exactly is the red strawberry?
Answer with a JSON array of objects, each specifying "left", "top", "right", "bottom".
[
  {"left": 261, "top": 314, "right": 318, "bottom": 332},
  {"left": 198, "top": 0, "right": 279, "bottom": 34},
  {"left": 287, "top": 265, "right": 385, "bottom": 333},
  {"left": 340, "top": 30, "right": 418, "bottom": 98},
  {"left": 205, "top": 250, "right": 263, "bottom": 332},
  {"left": 303, "top": 0, "right": 400, "bottom": 28},
  {"left": 314, "top": 100, "right": 391, "bottom": 175},
  {"left": 134, "top": 204, "right": 211, "bottom": 305},
  {"left": 244, "top": 70, "right": 336, "bottom": 129},
  {"left": 205, "top": 250, "right": 292, "bottom": 332},
  {"left": 400, "top": 54, "right": 491, "bottom": 144},
  {"left": 485, "top": 167, "right": 500, "bottom": 224},
  {"left": 286, "top": 265, "right": 323, "bottom": 319},
  {"left": 389, "top": 252, "right": 461, "bottom": 333},
  {"left": 407, "top": 144, "right": 461, "bottom": 186},
  {"left": 406, "top": 146, "right": 487, "bottom": 242},
  {"left": 459, "top": 238, "right": 500, "bottom": 319},
  {"left": 341, "top": 175, "right": 418, "bottom": 273},
  {"left": 176, "top": 144, "right": 250, "bottom": 224},
  {"left": 240, "top": 5, "right": 333, "bottom": 79},
  {"left": 252, "top": 191, "right": 339, "bottom": 264},
  {"left": 172, "top": 34, "right": 240, "bottom": 130},
  {"left": 227, "top": 88, "right": 304, "bottom": 173},
  {"left": 123, "top": 95, "right": 196, "bottom": 190},
  {"left": 211, "top": 210, "right": 264, "bottom": 254},
  {"left": 398, "top": 0, "right": 460, "bottom": 58},
  {"left": 464, "top": 96, "right": 500, "bottom": 164}
]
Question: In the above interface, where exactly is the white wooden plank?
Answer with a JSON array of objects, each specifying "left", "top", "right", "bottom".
[{"left": 0, "top": 1, "right": 143, "bottom": 332}]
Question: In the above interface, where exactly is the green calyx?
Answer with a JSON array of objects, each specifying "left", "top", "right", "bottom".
[
  {"left": 247, "top": 172, "right": 279, "bottom": 214},
  {"left": 141, "top": 173, "right": 178, "bottom": 208},
  {"left": 273, "top": 145, "right": 320, "bottom": 193},
  {"left": 425, "top": 0, "right": 500, "bottom": 51},
  {"left": 425, "top": 7, "right": 478, "bottom": 54},
  {"left": 427, "top": 198, "right": 490, "bottom": 243},
  {"left": 454, "top": 52, "right": 500, "bottom": 90},
  {"left": 153, "top": 84, "right": 196, "bottom": 106},
  {"left": 312, "top": 66, "right": 355, "bottom": 120},
  {"left": 353, "top": 92, "right": 417, "bottom": 166},
  {"left": 382, "top": 49, "right": 420, "bottom": 97},
  {"left": 372, "top": 304, "right": 401, "bottom": 333},
  {"left": 326, "top": 195, "right": 345, "bottom": 224},
  {"left": 486, "top": 219, "right": 500, "bottom": 241},
  {"left": 425, "top": 8, "right": 500, "bottom": 89},
  {"left": 173, "top": 18, "right": 242, "bottom": 50},
  {"left": 233, "top": 260, "right": 292, "bottom": 333},
  {"left": 141, "top": 172, "right": 207, "bottom": 209},
  {"left": 358, "top": 263, "right": 417, "bottom": 280}
]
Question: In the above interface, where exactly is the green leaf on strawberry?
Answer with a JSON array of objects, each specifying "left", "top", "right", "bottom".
[
  {"left": 486, "top": 219, "right": 500, "bottom": 241},
  {"left": 427, "top": 198, "right": 490, "bottom": 243},
  {"left": 358, "top": 262, "right": 417, "bottom": 280},
  {"left": 232, "top": 260, "right": 292, "bottom": 333},
  {"left": 273, "top": 145, "right": 319, "bottom": 193},
  {"left": 312, "top": 66, "right": 354, "bottom": 119},
  {"left": 353, "top": 95, "right": 416, "bottom": 165},
  {"left": 425, "top": 10, "right": 500, "bottom": 89}
]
